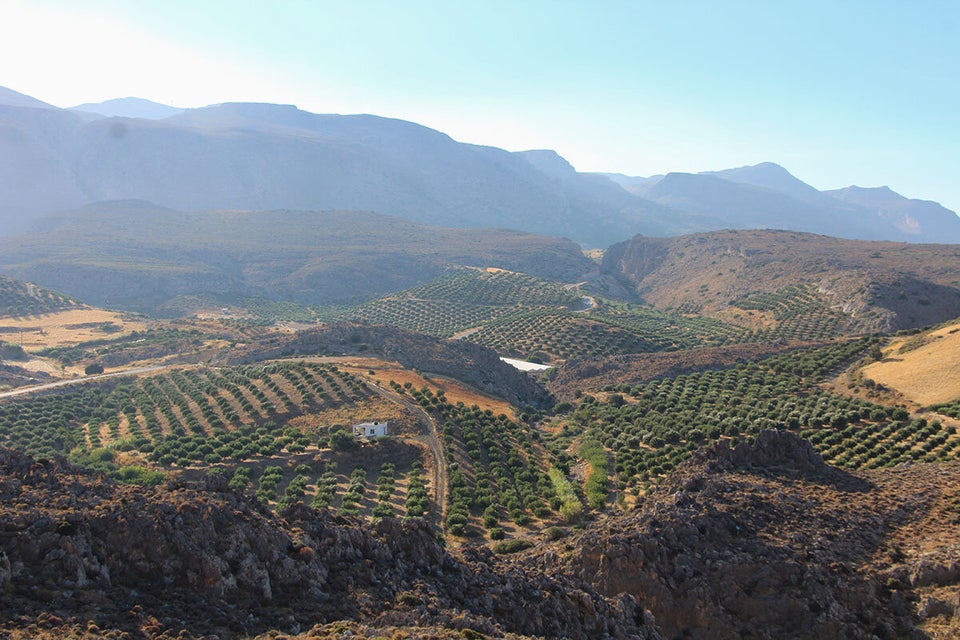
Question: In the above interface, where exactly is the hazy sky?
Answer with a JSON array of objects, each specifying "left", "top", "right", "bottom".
[{"left": 2, "top": 0, "right": 958, "bottom": 212}]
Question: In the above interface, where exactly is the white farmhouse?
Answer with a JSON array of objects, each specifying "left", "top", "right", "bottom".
[{"left": 353, "top": 421, "right": 388, "bottom": 439}]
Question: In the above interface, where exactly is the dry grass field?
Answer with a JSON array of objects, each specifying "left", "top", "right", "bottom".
[
  {"left": 286, "top": 397, "right": 414, "bottom": 435},
  {"left": 0, "top": 308, "right": 146, "bottom": 350},
  {"left": 862, "top": 320, "right": 960, "bottom": 406}
]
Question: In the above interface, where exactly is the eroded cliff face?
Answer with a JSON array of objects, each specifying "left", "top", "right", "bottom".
[
  {"left": 536, "top": 431, "right": 960, "bottom": 640},
  {"left": 0, "top": 449, "right": 658, "bottom": 640}
]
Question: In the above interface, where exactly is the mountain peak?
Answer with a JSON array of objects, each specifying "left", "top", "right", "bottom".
[
  {"left": 704, "top": 162, "right": 825, "bottom": 203},
  {"left": 516, "top": 149, "right": 578, "bottom": 179},
  {"left": 70, "top": 97, "right": 184, "bottom": 120}
]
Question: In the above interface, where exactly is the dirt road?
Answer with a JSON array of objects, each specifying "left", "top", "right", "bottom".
[
  {"left": 366, "top": 381, "right": 448, "bottom": 520},
  {"left": 0, "top": 366, "right": 165, "bottom": 399}
]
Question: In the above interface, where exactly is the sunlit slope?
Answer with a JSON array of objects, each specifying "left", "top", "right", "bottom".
[
  {"left": 863, "top": 319, "right": 960, "bottom": 405},
  {"left": 602, "top": 229, "right": 960, "bottom": 333}
]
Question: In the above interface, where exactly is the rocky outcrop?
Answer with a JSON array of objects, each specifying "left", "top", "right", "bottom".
[
  {"left": 698, "top": 427, "right": 827, "bottom": 474},
  {"left": 0, "top": 448, "right": 658, "bottom": 639},
  {"left": 537, "top": 430, "right": 960, "bottom": 639}
]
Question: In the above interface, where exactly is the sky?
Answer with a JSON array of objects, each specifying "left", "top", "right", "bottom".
[{"left": 2, "top": 0, "right": 958, "bottom": 212}]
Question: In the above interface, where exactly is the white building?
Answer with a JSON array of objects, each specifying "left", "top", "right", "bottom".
[{"left": 353, "top": 421, "right": 388, "bottom": 439}]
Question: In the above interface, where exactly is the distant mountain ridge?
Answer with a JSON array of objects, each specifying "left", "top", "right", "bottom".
[
  {"left": 706, "top": 161, "right": 828, "bottom": 203},
  {"left": 607, "top": 163, "right": 957, "bottom": 243},
  {"left": 0, "top": 85, "right": 957, "bottom": 245},
  {"left": 70, "top": 96, "right": 184, "bottom": 119},
  {"left": 0, "top": 86, "right": 58, "bottom": 110}
]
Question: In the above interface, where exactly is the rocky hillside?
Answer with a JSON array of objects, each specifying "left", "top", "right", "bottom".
[
  {"left": 536, "top": 430, "right": 960, "bottom": 639},
  {"left": 0, "top": 202, "right": 593, "bottom": 312},
  {"left": 602, "top": 229, "right": 960, "bottom": 332},
  {"left": 3, "top": 401, "right": 959, "bottom": 638},
  {"left": 233, "top": 322, "right": 553, "bottom": 409},
  {"left": 0, "top": 448, "right": 658, "bottom": 639}
]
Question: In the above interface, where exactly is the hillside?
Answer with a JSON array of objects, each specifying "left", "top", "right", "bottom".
[
  {"left": 3, "top": 430, "right": 958, "bottom": 639},
  {"left": 602, "top": 229, "right": 960, "bottom": 332},
  {"left": 860, "top": 318, "right": 960, "bottom": 407},
  {"left": 0, "top": 202, "right": 593, "bottom": 313},
  {"left": 547, "top": 341, "right": 799, "bottom": 400},
  {"left": 2, "top": 283, "right": 960, "bottom": 637},
  {"left": 237, "top": 322, "right": 553, "bottom": 409},
  {"left": 538, "top": 430, "right": 960, "bottom": 639}
]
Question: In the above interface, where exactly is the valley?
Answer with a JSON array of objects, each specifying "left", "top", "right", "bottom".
[
  {"left": 2, "top": 86, "right": 960, "bottom": 639},
  {"left": 0, "top": 232, "right": 960, "bottom": 638}
]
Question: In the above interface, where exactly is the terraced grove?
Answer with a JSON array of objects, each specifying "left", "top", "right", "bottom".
[
  {"left": 553, "top": 338, "right": 960, "bottom": 502},
  {"left": 0, "top": 360, "right": 442, "bottom": 523},
  {"left": 395, "top": 382, "right": 560, "bottom": 539},
  {"left": 0, "top": 276, "right": 79, "bottom": 317}
]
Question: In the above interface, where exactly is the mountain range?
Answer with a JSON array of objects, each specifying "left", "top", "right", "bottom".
[{"left": 1, "top": 86, "right": 957, "bottom": 246}]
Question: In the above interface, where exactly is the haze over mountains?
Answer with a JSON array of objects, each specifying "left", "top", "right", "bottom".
[
  {"left": 70, "top": 96, "right": 185, "bottom": 120},
  {"left": 0, "top": 202, "right": 590, "bottom": 312},
  {"left": 1, "top": 86, "right": 958, "bottom": 246}
]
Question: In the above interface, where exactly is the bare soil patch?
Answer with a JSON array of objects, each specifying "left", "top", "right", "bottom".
[{"left": 713, "top": 306, "right": 777, "bottom": 330}]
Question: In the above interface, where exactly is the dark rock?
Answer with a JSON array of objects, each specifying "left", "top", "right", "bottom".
[{"left": 0, "top": 447, "right": 658, "bottom": 639}]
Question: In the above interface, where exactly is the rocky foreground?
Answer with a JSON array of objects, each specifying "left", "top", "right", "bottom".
[
  {"left": 535, "top": 430, "right": 960, "bottom": 639},
  {"left": 2, "top": 431, "right": 959, "bottom": 639},
  {"left": 0, "top": 447, "right": 655, "bottom": 639}
]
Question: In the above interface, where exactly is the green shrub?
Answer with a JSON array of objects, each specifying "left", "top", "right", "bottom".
[
  {"left": 543, "top": 526, "right": 568, "bottom": 541},
  {"left": 492, "top": 538, "right": 534, "bottom": 554},
  {"left": 116, "top": 465, "right": 166, "bottom": 486},
  {"left": 549, "top": 467, "right": 583, "bottom": 523}
]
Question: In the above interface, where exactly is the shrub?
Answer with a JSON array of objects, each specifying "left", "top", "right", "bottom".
[
  {"left": 492, "top": 539, "right": 534, "bottom": 554},
  {"left": 543, "top": 526, "right": 568, "bottom": 541},
  {"left": 549, "top": 467, "right": 583, "bottom": 523},
  {"left": 329, "top": 427, "right": 357, "bottom": 451},
  {"left": 116, "top": 465, "right": 166, "bottom": 486}
]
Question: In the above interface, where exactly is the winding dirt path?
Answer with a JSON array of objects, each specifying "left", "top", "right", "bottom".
[{"left": 365, "top": 381, "right": 448, "bottom": 520}]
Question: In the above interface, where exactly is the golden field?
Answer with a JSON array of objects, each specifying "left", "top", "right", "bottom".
[{"left": 863, "top": 320, "right": 960, "bottom": 406}]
